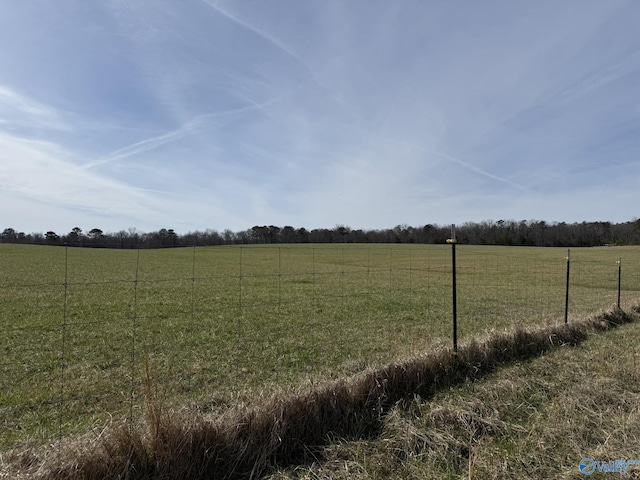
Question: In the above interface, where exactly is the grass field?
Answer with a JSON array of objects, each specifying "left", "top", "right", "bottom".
[{"left": 1, "top": 243, "right": 639, "bottom": 451}]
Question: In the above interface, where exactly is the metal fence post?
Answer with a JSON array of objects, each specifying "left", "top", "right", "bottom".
[
  {"left": 564, "top": 249, "right": 570, "bottom": 324},
  {"left": 447, "top": 225, "right": 458, "bottom": 354},
  {"left": 617, "top": 258, "right": 622, "bottom": 309}
]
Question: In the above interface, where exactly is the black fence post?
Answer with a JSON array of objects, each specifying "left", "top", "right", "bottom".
[
  {"left": 617, "top": 258, "right": 622, "bottom": 309},
  {"left": 564, "top": 249, "right": 570, "bottom": 324},
  {"left": 447, "top": 225, "right": 458, "bottom": 354}
]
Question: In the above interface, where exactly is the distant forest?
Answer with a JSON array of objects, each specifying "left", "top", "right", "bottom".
[{"left": 2, "top": 219, "right": 640, "bottom": 248}]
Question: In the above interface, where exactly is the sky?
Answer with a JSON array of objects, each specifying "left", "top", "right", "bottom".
[{"left": 1, "top": 1, "right": 640, "bottom": 235}]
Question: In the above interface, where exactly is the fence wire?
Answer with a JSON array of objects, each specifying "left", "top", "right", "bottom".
[{"left": 0, "top": 243, "right": 638, "bottom": 451}]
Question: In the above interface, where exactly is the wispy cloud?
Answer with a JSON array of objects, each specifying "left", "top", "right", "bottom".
[
  {"left": 82, "top": 119, "right": 202, "bottom": 169},
  {"left": 199, "top": 0, "right": 308, "bottom": 70},
  {"left": 403, "top": 143, "right": 528, "bottom": 191},
  {"left": 0, "top": 133, "right": 160, "bottom": 223},
  {"left": 0, "top": 85, "right": 71, "bottom": 132},
  {"left": 1, "top": 1, "right": 639, "bottom": 232},
  {"left": 82, "top": 92, "right": 292, "bottom": 169}
]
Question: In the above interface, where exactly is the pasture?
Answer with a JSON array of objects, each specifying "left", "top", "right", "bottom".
[{"left": 1, "top": 243, "right": 639, "bottom": 450}]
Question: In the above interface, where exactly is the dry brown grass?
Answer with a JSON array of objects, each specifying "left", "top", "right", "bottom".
[
  {"left": 272, "top": 304, "right": 640, "bottom": 479},
  {"left": 5, "top": 304, "right": 637, "bottom": 480}
]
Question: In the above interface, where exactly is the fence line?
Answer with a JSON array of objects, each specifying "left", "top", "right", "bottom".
[{"left": 0, "top": 243, "right": 638, "bottom": 451}]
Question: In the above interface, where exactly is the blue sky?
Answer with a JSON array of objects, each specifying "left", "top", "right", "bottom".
[{"left": 1, "top": 1, "right": 639, "bottom": 234}]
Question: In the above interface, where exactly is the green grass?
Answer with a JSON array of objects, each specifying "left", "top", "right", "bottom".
[{"left": 1, "top": 243, "right": 639, "bottom": 451}]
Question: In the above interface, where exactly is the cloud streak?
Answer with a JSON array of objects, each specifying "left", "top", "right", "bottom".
[
  {"left": 82, "top": 90, "right": 294, "bottom": 169},
  {"left": 199, "top": 0, "right": 309, "bottom": 71},
  {"left": 0, "top": 133, "right": 164, "bottom": 229},
  {"left": 404, "top": 144, "right": 528, "bottom": 191},
  {"left": 1, "top": 1, "right": 639, "bottom": 232},
  {"left": 0, "top": 85, "right": 72, "bottom": 132}
]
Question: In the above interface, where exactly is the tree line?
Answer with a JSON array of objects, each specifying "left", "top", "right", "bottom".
[{"left": 1, "top": 219, "right": 640, "bottom": 249}]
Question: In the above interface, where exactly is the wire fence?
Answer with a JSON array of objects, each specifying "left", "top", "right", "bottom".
[{"left": 1, "top": 243, "right": 638, "bottom": 451}]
